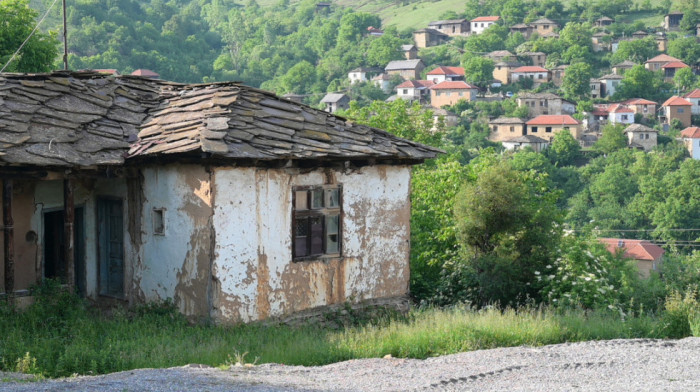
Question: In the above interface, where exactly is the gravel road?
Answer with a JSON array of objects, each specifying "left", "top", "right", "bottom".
[{"left": 3, "top": 338, "right": 699, "bottom": 391}]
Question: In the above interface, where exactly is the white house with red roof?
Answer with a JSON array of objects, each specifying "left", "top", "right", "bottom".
[
  {"left": 428, "top": 81, "right": 478, "bottom": 108},
  {"left": 644, "top": 54, "right": 682, "bottom": 71},
  {"left": 660, "top": 96, "right": 692, "bottom": 129},
  {"left": 395, "top": 80, "right": 434, "bottom": 102},
  {"left": 598, "top": 238, "right": 665, "bottom": 278},
  {"left": 605, "top": 104, "right": 635, "bottom": 124},
  {"left": 525, "top": 115, "right": 582, "bottom": 141},
  {"left": 679, "top": 126, "right": 700, "bottom": 159},
  {"left": 510, "top": 66, "right": 549, "bottom": 85},
  {"left": 426, "top": 66, "right": 465, "bottom": 84},
  {"left": 683, "top": 88, "right": 700, "bottom": 115},
  {"left": 470, "top": 16, "right": 500, "bottom": 34}
]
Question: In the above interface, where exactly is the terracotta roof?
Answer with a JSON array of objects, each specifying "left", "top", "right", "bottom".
[
  {"left": 599, "top": 238, "right": 665, "bottom": 262},
  {"left": 645, "top": 54, "right": 682, "bottom": 63},
  {"left": 680, "top": 126, "right": 700, "bottom": 138},
  {"left": 131, "top": 69, "right": 159, "bottom": 78},
  {"left": 429, "top": 81, "right": 478, "bottom": 90},
  {"left": 471, "top": 16, "right": 500, "bottom": 22},
  {"left": 661, "top": 61, "right": 689, "bottom": 69},
  {"left": 512, "top": 66, "right": 548, "bottom": 73},
  {"left": 426, "top": 66, "right": 465, "bottom": 76},
  {"left": 396, "top": 80, "right": 434, "bottom": 89},
  {"left": 662, "top": 96, "right": 692, "bottom": 107},
  {"left": 609, "top": 104, "right": 634, "bottom": 113},
  {"left": 622, "top": 98, "right": 657, "bottom": 105},
  {"left": 526, "top": 115, "right": 580, "bottom": 125},
  {"left": 684, "top": 89, "right": 700, "bottom": 99},
  {"left": 0, "top": 71, "right": 441, "bottom": 167}
]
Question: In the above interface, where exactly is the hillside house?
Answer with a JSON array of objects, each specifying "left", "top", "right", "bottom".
[
  {"left": 587, "top": 104, "right": 635, "bottom": 132},
  {"left": 492, "top": 62, "right": 522, "bottom": 84},
  {"left": 663, "top": 11, "right": 684, "bottom": 31},
  {"left": 510, "top": 23, "right": 533, "bottom": 39},
  {"left": 551, "top": 65, "right": 568, "bottom": 86},
  {"left": 516, "top": 92, "right": 575, "bottom": 117},
  {"left": 426, "top": 66, "right": 465, "bottom": 84},
  {"left": 470, "top": 16, "right": 500, "bottom": 35},
  {"left": 595, "top": 16, "right": 614, "bottom": 27},
  {"left": 428, "top": 81, "right": 478, "bottom": 108},
  {"left": 679, "top": 126, "right": 700, "bottom": 160},
  {"left": 624, "top": 124, "right": 658, "bottom": 151},
  {"left": 598, "top": 74, "right": 624, "bottom": 98},
  {"left": 541, "top": 31, "right": 560, "bottom": 39},
  {"left": 488, "top": 117, "right": 526, "bottom": 142},
  {"left": 367, "top": 26, "right": 384, "bottom": 36},
  {"left": 599, "top": 239, "right": 664, "bottom": 278},
  {"left": 592, "top": 32, "right": 611, "bottom": 52},
  {"left": 413, "top": 28, "right": 449, "bottom": 48},
  {"left": 385, "top": 59, "right": 425, "bottom": 80},
  {"left": 320, "top": 93, "right": 350, "bottom": 113},
  {"left": 632, "top": 30, "right": 649, "bottom": 40},
  {"left": 520, "top": 52, "right": 547, "bottom": 68},
  {"left": 621, "top": 98, "right": 657, "bottom": 119},
  {"left": 0, "top": 70, "right": 441, "bottom": 324},
  {"left": 348, "top": 67, "right": 382, "bottom": 84},
  {"left": 401, "top": 44, "right": 418, "bottom": 60},
  {"left": 372, "top": 73, "right": 393, "bottom": 93},
  {"left": 590, "top": 78, "right": 603, "bottom": 99},
  {"left": 510, "top": 66, "right": 549, "bottom": 85},
  {"left": 530, "top": 18, "right": 558, "bottom": 36},
  {"left": 683, "top": 88, "right": 700, "bottom": 115},
  {"left": 525, "top": 115, "right": 582, "bottom": 142},
  {"left": 655, "top": 33, "right": 668, "bottom": 52},
  {"left": 428, "top": 19, "right": 470, "bottom": 37},
  {"left": 645, "top": 54, "right": 682, "bottom": 72},
  {"left": 432, "top": 108, "right": 460, "bottom": 130},
  {"left": 612, "top": 60, "right": 637, "bottom": 75},
  {"left": 131, "top": 69, "right": 159, "bottom": 79},
  {"left": 502, "top": 135, "right": 549, "bottom": 152},
  {"left": 486, "top": 50, "right": 515, "bottom": 63},
  {"left": 661, "top": 61, "right": 689, "bottom": 82},
  {"left": 395, "top": 80, "right": 434, "bottom": 102},
  {"left": 660, "top": 96, "right": 692, "bottom": 129}
]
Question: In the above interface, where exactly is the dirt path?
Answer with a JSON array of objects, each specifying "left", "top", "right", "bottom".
[{"left": 3, "top": 338, "right": 700, "bottom": 391}]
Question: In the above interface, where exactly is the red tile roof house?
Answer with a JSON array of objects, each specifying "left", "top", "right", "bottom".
[
  {"left": 130, "top": 69, "right": 159, "bottom": 79},
  {"left": 683, "top": 88, "right": 700, "bottom": 115},
  {"left": 622, "top": 98, "right": 658, "bottom": 119},
  {"left": 395, "top": 79, "right": 434, "bottom": 103},
  {"left": 599, "top": 238, "right": 665, "bottom": 278},
  {"left": 660, "top": 96, "right": 693, "bottom": 129},
  {"left": 644, "top": 54, "right": 682, "bottom": 71},
  {"left": 470, "top": 16, "right": 500, "bottom": 35},
  {"left": 428, "top": 81, "right": 478, "bottom": 108},
  {"left": 660, "top": 61, "right": 689, "bottom": 82},
  {"left": 426, "top": 66, "right": 465, "bottom": 84},
  {"left": 510, "top": 66, "right": 550, "bottom": 85},
  {"left": 525, "top": 115, "right": 582, "bottom": 141},
  {"left": 679, "top": 126, "right": 700, "bottom": 160}
]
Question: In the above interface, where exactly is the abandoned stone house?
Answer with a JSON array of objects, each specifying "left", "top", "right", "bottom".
[{"left": 0, "top": 71, "right": 441, "bottom": 323}]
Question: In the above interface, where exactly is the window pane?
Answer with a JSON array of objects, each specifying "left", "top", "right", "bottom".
[
  {"left": 326, "top": 188, "right": 339, "bottom": 208},
  {"left": 311, "top": 189, "right": 323, "bottom": 209},
  {"left": 294, "top": 217, "right": 309, "bottom": 257},
  {"left": 310, "top": 216, "right": 323, "bottom": 255},
  {"left": 295, "top": 190, "right": 308, "bottom": 210},
  {"left": 326, "top": 215, "right": 339, "bottom": 234},
  {"left": 326, "top": 215, "right": 339, "bottom": 254}
]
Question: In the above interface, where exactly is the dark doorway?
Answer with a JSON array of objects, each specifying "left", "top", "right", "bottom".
[
  {"left": 43, "top": 207, "right": 86, "bottom": 295},
  {"left": 97, "top": 199, "right": 124, "bottom": 298}
]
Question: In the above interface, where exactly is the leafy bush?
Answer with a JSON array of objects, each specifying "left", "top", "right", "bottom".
[{"left": 660, "top": 289, "right": 700, "bottom": 339}]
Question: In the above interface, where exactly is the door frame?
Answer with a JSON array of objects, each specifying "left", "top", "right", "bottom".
[{"left": 96, "top": 197, "right": 125, "bottom": 299}]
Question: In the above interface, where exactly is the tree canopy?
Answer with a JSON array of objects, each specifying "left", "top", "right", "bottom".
[{"left": 0, "top": 0, "right": 58, "bottom": 73}]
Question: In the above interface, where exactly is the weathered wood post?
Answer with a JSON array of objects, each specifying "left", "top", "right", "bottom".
[
  {"left": 64, "top": 178, "right": 75, "bottom": 288},
  {"left": 3, "top": 179, "right": 14, "bottom": 296}
]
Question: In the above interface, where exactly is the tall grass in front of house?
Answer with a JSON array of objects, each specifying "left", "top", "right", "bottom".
[{"left": 0, "top": 281, "right": 693, "bottom": 379}]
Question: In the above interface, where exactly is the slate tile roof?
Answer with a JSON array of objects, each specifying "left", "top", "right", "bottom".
[
  {"left": 385, "top": 59, "right": 424, "bottom": 71},
  {"left": 0, "top": 71, "right": 441, "bottom": 168}
]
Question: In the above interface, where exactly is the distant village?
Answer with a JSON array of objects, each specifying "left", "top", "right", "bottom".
[{"left": 316, "top": 12, "right": 700, "bottom": 159}]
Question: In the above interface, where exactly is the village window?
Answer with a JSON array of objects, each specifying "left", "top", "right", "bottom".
[
  {"left": 152, "top": 208, "right": 165, "bottom": 235},
  {"left": 622, "top": 115, "right": 628, "bottom": 121},
  {"left": 531, "top": 126, "right": 538, "bottom": 133},
  {"left": 546, "top": 127, "right": 552, "bottom": 133},
  {"left": 292, "top": 185, "right": 342, "bottom": 260},
  {"left": 459, "top": 91, "right": 464, "bottom": 96},
  {"left": 436, "top": 91, "right": 442, "bottom": 96},
  {"left": 678, "top": 108, "right": 684, "bottom": 113},
  {"left": 402, "top": 89, "right": 408, "bottom": 95},
  {"left": 510, "top": 126, "right": 515, "bottom": 132},
  {"left": 538, "top": 74, "right": 543, "bottom": 79}
]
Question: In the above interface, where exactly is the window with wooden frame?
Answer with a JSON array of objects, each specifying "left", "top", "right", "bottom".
[{"left": 292, "top": 185, "right": 341, "bottom": 261}]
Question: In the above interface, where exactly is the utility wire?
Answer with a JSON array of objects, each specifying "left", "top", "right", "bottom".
[{"left": 1, "top": 0, "right": 60, "bottom": 73}]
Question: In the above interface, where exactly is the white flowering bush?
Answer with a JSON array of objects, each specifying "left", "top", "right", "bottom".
[{"left": 540, "top": 235, "right": 637, "bottom": 312}]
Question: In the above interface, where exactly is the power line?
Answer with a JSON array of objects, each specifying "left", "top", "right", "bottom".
[
  {"left": 575, "top": 228, "right": 700, "bottom": 232},
  {"left": 1, "top": 0, "right": 60, "bottom": 73}
]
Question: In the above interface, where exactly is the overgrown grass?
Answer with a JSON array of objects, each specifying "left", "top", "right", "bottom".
[{"left": 2, "top": 282, "right": 693, "bottom": 379}]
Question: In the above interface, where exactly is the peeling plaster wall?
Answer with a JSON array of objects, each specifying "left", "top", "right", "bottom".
[
  {"left": 135, "top": 164, "right": 213, "bottom": 319},
  {"left": 211, "top": 165, "right": 412, "bottom": 324}
]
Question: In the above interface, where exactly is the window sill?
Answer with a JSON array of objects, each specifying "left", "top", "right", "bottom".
[{"left": 293, "top": 254, "right": 342, "bottom": 263}]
